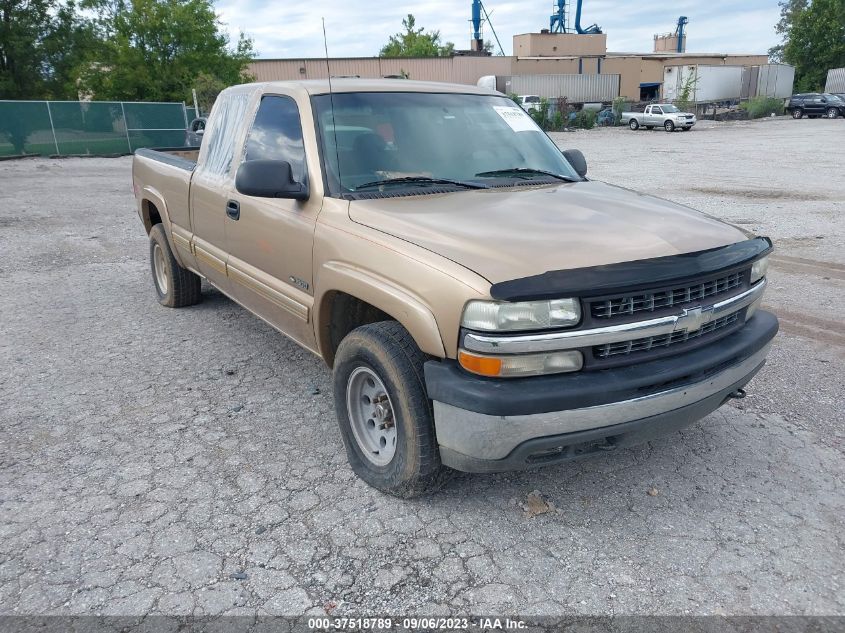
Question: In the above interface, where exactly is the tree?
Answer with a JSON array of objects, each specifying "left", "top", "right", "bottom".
[
  {"left": 0, "top": 0, "right": 97, "bottom": 99},
  {"left": 770, "top": 0, "right": 845, "bottom": 91},
  {"left": 79, "top": 0, "right": 255, "bottom": 103},
  {"left": 1, "top": 0, "right": 50, "bottom": 98},
  {"left": 768, "top": 0, "right": 807, "bottom": 62},
  {"left": 192, "top": 71, "right": 224, "bottom": 115},
  {"left": 41, "top": 1, "right": 103, "bottom": 98},
  {"left": 380, "top": 14, "right": 454, "bottom": 58}
]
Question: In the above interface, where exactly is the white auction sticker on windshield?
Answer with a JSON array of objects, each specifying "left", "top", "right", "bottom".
[{"left": 493, "top": 105, "right": 536, "bottom": 132}]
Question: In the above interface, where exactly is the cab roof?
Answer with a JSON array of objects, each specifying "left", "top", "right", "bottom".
[{"left": 234, "top": 78, "right": 499, "bottom": 97}]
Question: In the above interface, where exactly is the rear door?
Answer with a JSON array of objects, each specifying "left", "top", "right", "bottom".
[
  {"left": 223, "top": 92, "right": 322, "bottom": 351},
  {"left": 188, "top": 93, "right": 249, "bottom": 292}
]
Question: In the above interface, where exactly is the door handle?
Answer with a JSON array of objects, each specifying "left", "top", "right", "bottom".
[{"left": 226, "top": 200, "right": 240, "bottom": 221}]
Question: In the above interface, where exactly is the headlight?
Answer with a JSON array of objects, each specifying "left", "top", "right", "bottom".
[
  {"left": 751, "top": 256, "right": 769, "bottom": 283},
  {"left": 461, "top": 298, "right": 581, "bottom": 332}
]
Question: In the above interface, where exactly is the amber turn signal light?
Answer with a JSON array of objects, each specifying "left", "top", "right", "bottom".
[{"left": 458, "top": 351, "right": 503, "bottom": 377}]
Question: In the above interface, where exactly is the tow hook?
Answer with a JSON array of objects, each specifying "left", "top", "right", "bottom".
[{"left": 728, "top": 388, "right": 747, "bottom": 400}]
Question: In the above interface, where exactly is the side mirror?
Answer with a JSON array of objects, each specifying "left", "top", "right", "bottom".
[
  {"left": 235, "top": 159, "right": 308, "bottom": 200},
  {"left": 563, "top": 149, "right": 587, "bottom": 178}
]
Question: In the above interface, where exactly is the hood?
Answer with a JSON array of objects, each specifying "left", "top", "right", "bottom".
[{"left": 348, "top": 181, "right": 747, "bottom": 285}]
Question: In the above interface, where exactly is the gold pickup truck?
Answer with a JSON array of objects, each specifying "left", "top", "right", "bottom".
[{"left": 132, "top": 79, "right": 778, "bottom": 497}]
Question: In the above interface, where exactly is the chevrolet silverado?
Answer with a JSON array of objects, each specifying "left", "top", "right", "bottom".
[{"left": 132, "top": 80, "right": 777, "bottom": 497}]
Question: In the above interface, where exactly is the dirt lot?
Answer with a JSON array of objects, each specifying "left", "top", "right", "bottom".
[{"left": 1, "top": 117, "right": 843, "bottom": 617}]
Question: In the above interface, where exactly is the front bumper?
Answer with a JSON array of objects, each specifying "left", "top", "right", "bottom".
[{"left": 425, "top": 310, "right": 778, "bottom": 473}]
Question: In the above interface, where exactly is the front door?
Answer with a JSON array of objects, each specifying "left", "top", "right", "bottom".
[{"left": 224, "top": 94, "right": 320, "bottom": 351}]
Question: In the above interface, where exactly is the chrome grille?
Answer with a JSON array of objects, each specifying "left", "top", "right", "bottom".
[
  {"left": 594, "top": 312, "right": 741, "bottom": 359},
  {"left": 592, "top": 272, "right": 743, "bottom": 319}
]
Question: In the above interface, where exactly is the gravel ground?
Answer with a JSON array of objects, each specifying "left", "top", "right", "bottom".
[{"left": 1, "top": 117, "right": 843, "bottom": 618}]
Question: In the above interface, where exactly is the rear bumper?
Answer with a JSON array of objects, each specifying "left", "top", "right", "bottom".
[{"left": 425, "top": 310, "right": 778, "bottom": 473}]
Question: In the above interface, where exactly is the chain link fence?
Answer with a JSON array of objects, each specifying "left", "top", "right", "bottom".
[{"left": 0, "top": 100, "right": 192, "bottom": 157}]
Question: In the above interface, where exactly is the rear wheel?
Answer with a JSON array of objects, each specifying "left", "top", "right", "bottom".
[
  {"left": 629, "top": 119, "right": 639, "bottom": 130},
  {"left": 664, "top": 120, "right": 675, "bottom": 132},
  {"left": 149, "top": 224, "right": 202, "bottom": 308},
  {"left": 792, "top": 108, "right": 803, "bottom": 119},
  {"left": 332, "top": 321, "right": 448, "bottom": 498},
  {"left": 827, "top": 107, "right": 839, "bottom": 119}
]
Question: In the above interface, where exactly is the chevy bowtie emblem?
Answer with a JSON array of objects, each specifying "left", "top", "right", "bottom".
[{"left": 675, "top": 305, "right": 715, "bottom": 332}]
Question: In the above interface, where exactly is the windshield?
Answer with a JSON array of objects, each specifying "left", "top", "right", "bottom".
[
  {"left": 312, "top": 92, "right": 579, "bottom": 196},
  {"left": 826, "top": 94, "right": 844, "bottom": 103},
  {"left": 661, "top": 104, "right": 681, "bottom": 113}
]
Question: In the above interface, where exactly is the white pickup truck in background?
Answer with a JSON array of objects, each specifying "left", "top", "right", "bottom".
[{"left": 623, "top": 104, "right": 697, "bottom": 132}]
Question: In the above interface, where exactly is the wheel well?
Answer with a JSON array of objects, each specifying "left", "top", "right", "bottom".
[
  {"left": 322, "top": 291, "right": 393, "bottom": 367},
  {"left": 141, "top": 199, "right": 162, "bottom": 234}
]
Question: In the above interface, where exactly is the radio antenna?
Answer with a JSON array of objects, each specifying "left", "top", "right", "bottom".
[{"left": 322, "top": 18, "right": 343, "bottom": 191}]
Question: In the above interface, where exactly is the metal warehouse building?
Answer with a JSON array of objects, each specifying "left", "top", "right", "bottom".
[{"left": 247, "top": 32, "right": 768, "bottom": 102}]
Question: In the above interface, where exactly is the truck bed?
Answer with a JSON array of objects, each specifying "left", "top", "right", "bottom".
[{"left": 132, "top": 148, "right": 198, "bottom": 244}]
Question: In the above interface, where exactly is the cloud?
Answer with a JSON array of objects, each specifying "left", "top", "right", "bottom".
[{"left": 215, "top": 0, "right": 782, "bottom": 59}]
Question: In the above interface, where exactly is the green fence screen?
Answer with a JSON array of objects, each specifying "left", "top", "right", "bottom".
[{"left": 0, "top": 100, "right": 190, "bottom": 157}]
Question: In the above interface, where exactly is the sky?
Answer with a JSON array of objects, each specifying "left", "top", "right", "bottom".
[{"left": 215, "top": 0, "right": 783, "bottom": 60}]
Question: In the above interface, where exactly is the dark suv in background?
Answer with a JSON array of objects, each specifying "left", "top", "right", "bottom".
[{"left": 787, "top": 93, "right": 845, "bottom": 119}]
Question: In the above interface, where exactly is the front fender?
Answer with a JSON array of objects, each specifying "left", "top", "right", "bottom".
[{"left": 316, "top": 261, "right": 447, "bottom": 362}]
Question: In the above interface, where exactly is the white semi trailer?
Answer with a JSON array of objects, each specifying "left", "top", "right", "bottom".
[{"left": 663, "top": 65, "right": 743, "bottom": 103}]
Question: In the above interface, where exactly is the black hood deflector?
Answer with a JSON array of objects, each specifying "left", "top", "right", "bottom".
[{"left": 490, "top": 237, "right": 773, "bottom": 301}]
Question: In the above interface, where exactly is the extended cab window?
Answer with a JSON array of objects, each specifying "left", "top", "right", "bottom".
[
  {"left": 652, "top": 106, "right": 663, "bottom": 114},
  {"left": 244, "top": 96, "right": 306, "bottom": 182}
]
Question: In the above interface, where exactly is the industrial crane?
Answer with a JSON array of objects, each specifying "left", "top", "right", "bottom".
[{"left": 549, "top": 0, "right": 602, "bottom": 34}]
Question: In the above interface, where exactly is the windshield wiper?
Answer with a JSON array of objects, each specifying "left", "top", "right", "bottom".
[
  {"left": 354, "top": 176, "right": 488, "bottom": 191},
  {"left": 475, "top": 168, "right": 578, "bottom": 182}
]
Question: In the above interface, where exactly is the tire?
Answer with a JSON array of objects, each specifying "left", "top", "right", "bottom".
[
  {"left": 629, "top": 119, "right": 639, "bottom": 130},
  {"left": 826, "top": 108, "right": 838, "bottom": 119},
  {"left": 149, "top": 224, "right": 202, "bottom": 308},
  {"left": 332, "top": 321, "right": 449, "bottom": 498},
  {"left": 792, "top": 108, "right": 803, "bottom": 119},
  {"left": 664, "top": 120, "right": 675, "bottom": 132},
  {"left": 645, "top": 126, "right": 654, "bottom": 130}
]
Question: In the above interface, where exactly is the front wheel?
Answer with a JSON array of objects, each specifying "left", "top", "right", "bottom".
[
  {"left": 664, "top": 120, "right": 675, "bottom": 132},
  {"left": 332, "top": 321, "right": 448, "bottom": 498},
  {"left": 629, "top": 119, "right": 639, "bottom": 130},
  {"left": 149, "top": 224, "right": 202, "bottom": 307},
  {"left": 792, "top": 108, "right": 803, "bottom": 119},
  {"left": 827, "top": 108, "right": 839, "bottom": 119}
]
